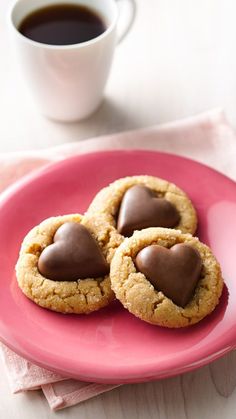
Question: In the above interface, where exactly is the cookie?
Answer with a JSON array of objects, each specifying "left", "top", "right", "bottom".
[
  {"left": 86, "top": 176, "right": 197, "bottom": 240},
  {"left": 110, "top": 227, "right": 223, "bottom": 328},
  {"left": 16, "top": 213, "right": 123, "bottom": 314}
]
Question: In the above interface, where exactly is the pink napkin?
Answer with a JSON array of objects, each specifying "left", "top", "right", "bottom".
[{"left": 1, "top": 109, "right": 236, "bottom": 410}]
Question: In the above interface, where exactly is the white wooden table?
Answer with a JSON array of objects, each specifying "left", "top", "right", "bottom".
[{"left": 1, "top": 0, "right": 236, "bottom": 417}]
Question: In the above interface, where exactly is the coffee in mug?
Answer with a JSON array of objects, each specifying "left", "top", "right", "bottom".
[{"left": 18, "top": 4, "right": 107, "bottom": 46}]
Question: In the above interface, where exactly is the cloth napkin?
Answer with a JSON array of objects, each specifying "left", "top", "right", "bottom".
[{"left": 1, "top": 108, "right": 236, "bottom": 411}]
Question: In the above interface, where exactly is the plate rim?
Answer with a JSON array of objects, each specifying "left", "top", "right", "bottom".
[{"left": 1, "top": 148, "right": 236, "bottom": 207}]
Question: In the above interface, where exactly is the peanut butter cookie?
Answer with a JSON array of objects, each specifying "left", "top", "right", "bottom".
[
  {"left": 16, "top": 213, "right": 122, "bottom": 314},
  {"left": 87, "top": 176, "right": 197, "bottom": 240},
  {"left": 110, "top": 227, "right": 223, "bottom": 328}
]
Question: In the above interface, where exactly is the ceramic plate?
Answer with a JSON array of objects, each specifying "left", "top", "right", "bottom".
[{"left": 0, "top": 150, "right": 235, "bottom": 384}]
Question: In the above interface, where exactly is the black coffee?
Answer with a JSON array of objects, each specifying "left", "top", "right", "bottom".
[{"left": 18, "top": 4, "right": 106, "bottom": 46}]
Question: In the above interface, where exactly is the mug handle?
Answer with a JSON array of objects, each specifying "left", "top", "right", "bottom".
[{"left": 116, "top": 0, "right": 136, "bottom": 44}]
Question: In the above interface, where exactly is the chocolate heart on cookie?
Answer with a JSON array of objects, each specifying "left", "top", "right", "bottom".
[
  {"left": 117, "top": 185, "right": 180, "bottom": 237},
  {"left": 38, "top": 222, "right": 109, "bottom": 281},
  {"left": 135, "top": 243, "right": 202, "bottom": 307}
]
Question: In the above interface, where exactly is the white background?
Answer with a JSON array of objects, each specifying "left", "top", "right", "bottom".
[{"left": 1, "top": 0, "right": 236, "bottom": 151}]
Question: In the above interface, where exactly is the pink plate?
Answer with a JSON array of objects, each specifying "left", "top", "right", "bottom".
[{"left": 0, "top": 150, "right": 236, "bottom": 384}]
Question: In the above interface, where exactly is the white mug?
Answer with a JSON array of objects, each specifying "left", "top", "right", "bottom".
[{"left": 9, "top": 0, "right": 135, "bottom": 121}]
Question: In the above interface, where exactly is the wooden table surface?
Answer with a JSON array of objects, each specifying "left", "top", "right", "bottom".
[{"left": 1, "top": 0, "right": 236, "bottom": 417}]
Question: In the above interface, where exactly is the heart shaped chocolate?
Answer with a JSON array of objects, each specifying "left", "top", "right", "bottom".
[
  {"left": 38, "top": 222, "right": 109, "bottom": 281},
  {"left": 117, "top": 185, "right": 180, "bottom": 237},
  {"left": 135, "top": 244, "right": 202, "bottom": 307}
]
